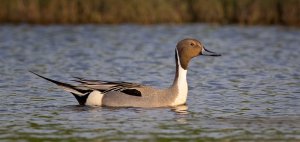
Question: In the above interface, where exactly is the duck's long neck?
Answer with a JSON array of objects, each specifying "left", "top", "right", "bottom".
[{"left": 171, "top": 48, "right": 188, "bottom": 105}]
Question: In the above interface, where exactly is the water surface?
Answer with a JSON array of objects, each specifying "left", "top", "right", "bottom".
[{"left": 0, "top": 24, "right": 300, "bottom": 141}]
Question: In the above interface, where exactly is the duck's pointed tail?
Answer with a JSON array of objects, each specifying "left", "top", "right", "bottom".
[{"left": 30, "top": 71, "right": 90, "bottom": 105}]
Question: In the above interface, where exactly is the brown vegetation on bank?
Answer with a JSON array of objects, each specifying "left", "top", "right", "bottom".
[{"left": 0, "top": 0, "right": 299, "bottom": 26}]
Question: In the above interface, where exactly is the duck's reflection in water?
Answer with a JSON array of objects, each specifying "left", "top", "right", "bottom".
[{"left": 172, "top": 105, "right": 189, "bottom": 124}]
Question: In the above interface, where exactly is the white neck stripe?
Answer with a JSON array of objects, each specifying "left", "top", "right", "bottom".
[{"left": 172, "top": 48, "right": 188, "bottom": 106}]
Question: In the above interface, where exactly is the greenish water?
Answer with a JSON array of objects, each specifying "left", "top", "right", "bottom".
[{"left": 0, "top": 24, "right": 299, "bottom": 141}]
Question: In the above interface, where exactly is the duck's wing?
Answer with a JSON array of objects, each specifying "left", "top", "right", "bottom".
[
  {"left": 73, "top": 77, "right": 142, "bottom": 91},
  {"left": 31, "top": 72, "right": 146, "bottom": 105},
  {"left": 31, "top": 71, "right": 143, "bottom": 97}
]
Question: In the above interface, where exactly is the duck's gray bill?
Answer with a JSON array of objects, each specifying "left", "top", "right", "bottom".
[{"left": 201, "top": 46, "right": 221, "bottom": 56}]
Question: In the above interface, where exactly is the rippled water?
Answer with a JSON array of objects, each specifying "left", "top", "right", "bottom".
[{"left": 0, "top": 24, "right": 299, "bottom": 141}]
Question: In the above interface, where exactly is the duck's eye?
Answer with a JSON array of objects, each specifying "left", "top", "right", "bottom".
[{"left": 190, "top": 43, "right": 195, "bottom": 46}]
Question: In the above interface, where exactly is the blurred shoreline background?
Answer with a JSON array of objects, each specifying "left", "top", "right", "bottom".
[{"left": 0, "top": 0, "right": 299, "bottom": 27}]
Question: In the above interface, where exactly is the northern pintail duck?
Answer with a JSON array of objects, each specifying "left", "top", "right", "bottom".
[{"left": 32, "top": 38, "right": 220, "bottom": 107}]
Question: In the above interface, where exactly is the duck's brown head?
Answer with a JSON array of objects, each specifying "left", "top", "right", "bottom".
[{"left": 176, "top": 38, "right": 221, "bottom": 70}]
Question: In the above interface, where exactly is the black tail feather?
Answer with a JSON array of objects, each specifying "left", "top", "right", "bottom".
[
  {"left": 30, "top": 71, "right": 94, "bottom": 105},
  {"left": 30, "top": 71, "right": 91, "bottom": 94},
  {"left": 30, "top": 71, "right": 75, "bottom": 88}
]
